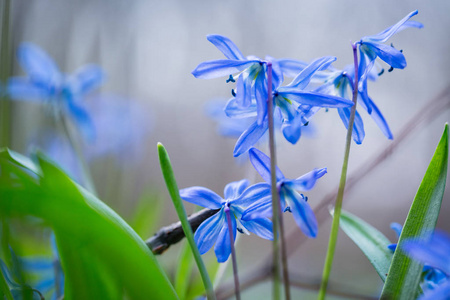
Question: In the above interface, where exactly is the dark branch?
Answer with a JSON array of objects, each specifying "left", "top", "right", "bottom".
[{"left": 146, "top": 208, "right": 219, "bottom": 254}]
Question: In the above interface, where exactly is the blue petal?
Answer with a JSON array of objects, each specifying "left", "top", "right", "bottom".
[
  {"left": 66, "top": 98, "right": 96, "bottom": 142},
  {"left": 283, "top": 168, "right": 327, "bottom": 191},
  {"left": 7, "top": 77, "right": 52, "bottom": 101},
  {"left": 366, "top": 96, "right": 393, "bottom": 139},
  {"left": 207, "top": 35, "right": 245, "bottom": 61},
  {"left": 224, "top": 97, "right": 257, "bottom": 119},
  {"left": 267, "top": 56, "right": 283, "bottom": 89},
  {"left": 390, "top": 222, "right": 403, "bottom": 238},
  {"left": 277, "top": 89, "right": 354, "bottom": 108},
  {"left": 180, "top": 186, "right": 223, "bottom": 209},
  {"left": 20, "top": 257, "right": 53, "bottom": 271},
  {"left": 234, "top": 74, "right": 252, "bottom": 108},
  {"left": 248, "top": 147, "right": 284, "bottom": 183},
  {"left": 233, "top": 119, "right": 268, "bottom": 157},
  {"left": 232, "top": 182, "right": 271, "bottom": 207},
  {"left": 192, "top": 59, "right": 258, "bottom": 79},
  {"left": 276, "top": 58, "right": 309, "bottom": 78},
  {"left": 363, "top": 42, "right": 406, "bottom": 69},
  {"left": 241, "top": 196, "right": 273, "bottom": 221},
  {"left": 194, "top": 209, "right": 225, "bottom": 254},
  {"left": 68, "top": 65, "right": 105, "bottom": 95},
  {"left": 287, "top": 56, "right": 336, "bottom": 90},
  {"left": 17, "top": 43, "right": 61, "bottom": 84},
  {"left": 364, "top": 10, "right": 420, "bottom": 43},
  {"left": 224, "top": 179, "right": 249, "bottom": 200},
  {"left": 214, "top": 215, "right": 236, "bottom": 263},
  {"left": 337, "top": 107, "right": 365, "bottom": 144},
  {"left": 357, "top": 76, "right": 373, "bottom": 115},
  {"left": 254, "top": 69, "right": 268, "bottom": 125},
  {"left": 241, "top": 218, "right": 273, "bottom": 240},
  {"left": 281, "top": 187, "right": 318, "bottom": 238},
  {"left": 281, "top": 117, "right": 303, "bottom": 144},
  {"left": 419, "top": 282, "right": 450, "bottom": 300}
]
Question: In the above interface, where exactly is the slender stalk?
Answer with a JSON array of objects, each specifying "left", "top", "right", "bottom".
[
  {"left": 0, "top": 0, "right": 11, "bottom": 147},
  {"left": 225, "top": 207, "right": 241, "bottom": 300},
  {"left": 318, "top": 43, "right": 359, "bottom": 300},
  {"left": 266, "top": 61, "right": 281, "bottom": 299},
  {"left": 277, "top": 184, "right": 290, "bottom": 300},
  {"left": 59, "top": 115, "right": 98, "bottom": 196}
]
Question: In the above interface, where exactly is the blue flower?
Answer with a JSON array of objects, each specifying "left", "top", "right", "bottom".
[
  {"left": 180, "top": 179, "right": 273, "bottom": 262},
  {"left": 230, "top": 56, "right": 354, "bottom": 156},
  {"left": 242, "top": 148, "right": 326, "bottom": 238},
  {"left": 401, "top": 230, "right": 450, "bottom": 300},
  {"left": 391, "top": 226, "right": 449, "bottom": 298},
  {"left": 7, "top": 42, "right": 104, "bottom": 141},
  {"left": 357, "top": 10, "right": 423, "bottom": 113}
]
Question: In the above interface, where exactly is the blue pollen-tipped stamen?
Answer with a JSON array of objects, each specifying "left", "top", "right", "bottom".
[
  {"left": 284, "top": 207, "right": 292, "bottom": 213},
  {"left": 378, "top": 69, "right": 385, "bottom": 76},
  {"left": 237, "top": 228, "right": 244, "bottom": 234},
  {"left": 226, "top": 75, "right": 235, "bottom": 83},
  {"left": 231, "top": 89, "right": 236, "bottom": 97}
]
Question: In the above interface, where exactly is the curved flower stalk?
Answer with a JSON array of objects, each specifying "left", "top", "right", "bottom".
[
  {"left": 242, "top": 148, "right": 326, "bottom": 238},
  {"left": 180, "top": 179, "right": 273, "bottom": 262},
  {"left": 401, "top": 230, "right": 450, "bottom": 300},
  {"left": 230, "top": 56, "right": 354, "bottom": 156},
  {"left": 7, "top": 42, "right": 104, "bottom": 141},
  {"left": 357, "top": 10, "right": 423, "bottom": 114},
  {"left": 387, "top": 224, "right": 448, "bottom": 295}
]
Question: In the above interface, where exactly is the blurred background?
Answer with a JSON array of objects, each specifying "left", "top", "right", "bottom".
[{"left": 1, "top": 0, "right": 450, "bottom": 299}]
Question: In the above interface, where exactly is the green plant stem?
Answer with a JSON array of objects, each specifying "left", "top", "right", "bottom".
[
  {"left": 318, "top": 43, "right": 359, "bottom": 300},
  {"left": 157, "top": 143, "right": 216, "bottom": 300},
  {"left": 0, "top": 0, "right": 11, "bottom": 147},
  {"left": 59, "top": 115, "right": 98, "bottom": 196},
  {"left": 225, "top": 207, "right": 241, "bottom": 300},
  {"left": 266, "top": 62, "right": 281, "bottom": 300}
]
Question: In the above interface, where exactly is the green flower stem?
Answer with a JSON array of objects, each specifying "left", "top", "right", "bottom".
[
  {"left": 318, "top": 43, "right": 359, "bottom": 300},
  {"left": 59, "top": 115, "right": 98, "bottom": 196},
  {"left": 157, "top": 143, "right": 216, "bottom": 300},
  {"left": 225, "top": 207, "right": 241, "bottom": 300},
  {"left": 0, "top": 0, "right": 11, "bottom": 147}
]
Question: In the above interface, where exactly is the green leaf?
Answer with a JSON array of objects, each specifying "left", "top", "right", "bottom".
[
  {"left": 0, "top": 148, "right": 178, "bottom": 300},
  {"left": 157, "top": 143, "right": 216, "bottom": 300},
  {"left": 380, "top": 124, "right": 449, "bottom": 300},
  {"left": 337, "top": 209, "right": 393, "bottom": 282},
  {"left": 174, "top": 240, "right": 195, "bottom": 299}
]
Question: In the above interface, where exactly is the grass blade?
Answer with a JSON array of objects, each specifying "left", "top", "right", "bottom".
[
  {"left": 157, "top": 143, "right": 216, "bottom": 300},
  {"left": 380, "top": 124, "right": 448, "bottom": 299},
  {"left": 338, "top": 209, "right": 393, "bottom": 282}
]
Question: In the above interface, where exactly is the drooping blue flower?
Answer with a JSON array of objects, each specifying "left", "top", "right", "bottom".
[
  {"left": 180, "top": 179, "right": 273, "bottom": 262},
  {"left": 7, "top": 42, "right": 105, "bottom": 141},
  {"left": 242, "top": 148, "right": 326, "bottom": 238},
  {"left": 228, "top": 56, "right": 354, "bottom": 156},
  {"left": 401, "top": 230, "right": 450, "bottom": 300},
  {"left": 357, "top": 10, "right": 423, "bottom": 113}
]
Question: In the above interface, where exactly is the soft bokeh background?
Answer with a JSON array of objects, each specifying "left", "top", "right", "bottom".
[{"left": 2, "top": 0, "right": 450, "bottom": 298}]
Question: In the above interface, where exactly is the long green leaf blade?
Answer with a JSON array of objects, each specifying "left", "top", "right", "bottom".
[
  {"left": 0, "top": 148, "right": 178, "bottom": 299},
  {"left": 338, "top": 209, "right": 393, "bottom": 282},
  {"left": 157, "top": 143, "right": 216, "bottom": 300},
  {"left": 380, "top": 124, "right": 449, "bottom": 299}
]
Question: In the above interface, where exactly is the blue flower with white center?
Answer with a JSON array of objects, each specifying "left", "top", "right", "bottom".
[
  {"left": 357, "top": 10, "right": 423, "bottom": 113},
  {"left": 242, "top": 148, "right": 326, "bottom": 238},
  {"left": 229, "top": 56, "right": 354, "bottom": 156},
  {"left": 401, "top": 230, "right": 450, "bottom": 300},
  {"left": 180, "top": 179, "right": 273, "bottom": 263},
  {"left": 7, "top": 42, "right": 104, "bottom": 141}
]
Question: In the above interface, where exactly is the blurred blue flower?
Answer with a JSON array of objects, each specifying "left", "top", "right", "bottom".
[
  {"left": 357, "top": 10, "right": 423, "bottom": 114},
  {"left": 180, "top": 179, "right": 273, "bottom": 262},
  {"left": 243, "top": 148, "right": 326, "bottom": 238},
  {"left": 7, "top": 42, "right": 105, "bottom": 141},
  {"left": 389, "top": 225, "right": 449, "bottom": 298}
]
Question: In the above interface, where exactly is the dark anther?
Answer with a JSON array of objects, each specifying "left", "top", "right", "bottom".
[
  {"left": 378, "top": 68, "right": 385, "bottom": 76},
  {"left": 226, "top": 75, "right": 235, "bottom": 83},
  {"left": 304, "top": 122, "right": 309, "bottom": 126},
  {"left": 304, "top": 196, "right": 308, "bottom": 202},
  {"left": 400, "top": 49, "right": 403, "bottom": 53},
  {"left": 231, "top": 89, "right": 236, "bottom": 97},
  {"left": 325, "top": 108, "right": 329, "bottom": 113},
  {"left": 388, "top": 66, "right": 394, "bottom": 72},
  {"left": 284, "top": 207, "right": 292, "bottom": 213},
  {"left": 237, "top": 228, "right": 244, "bottom": 234}
]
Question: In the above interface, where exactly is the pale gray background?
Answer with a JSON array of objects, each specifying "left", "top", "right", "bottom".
[{"left": 6, "top": 1, "right": 450, "bottom": 298}]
